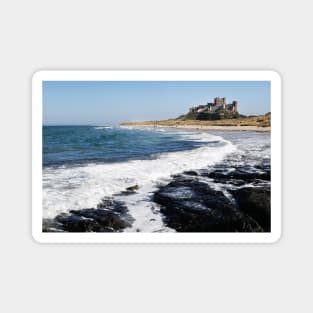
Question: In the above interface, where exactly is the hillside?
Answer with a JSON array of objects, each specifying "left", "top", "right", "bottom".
[{"left": 178, "top": 110, "right": 240, "bottom": 121}]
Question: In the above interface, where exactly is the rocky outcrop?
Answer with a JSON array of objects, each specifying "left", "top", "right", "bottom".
[
  {"left": 43, "top": 163, "right": 271, "bottom": 233},
  {"left": 43, "top": 198, "right": 134, "bottom": 232},
  {"left": 230, "top": 187, "right": 271, "bottom": 232},
  {"left": 153, "top": 163, "right": 271, "bottom": 232}
]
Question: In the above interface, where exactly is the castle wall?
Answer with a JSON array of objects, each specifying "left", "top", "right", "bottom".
[{"left": 189, "top": 98, "right": 238, "bottom": 114}]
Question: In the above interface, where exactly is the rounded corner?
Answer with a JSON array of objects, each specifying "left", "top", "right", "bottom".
[
  {"left": 270, "top": 230, "right": 282, "bottom": 244},
  {"left": 32, "top": 70, "right": 45, "bottom": 85},
  {"left": 268, "top": 70, "right": 282, "bottom": 84},
  {"left": 32, "top": 229, "right": 44, "bottom": 244}
]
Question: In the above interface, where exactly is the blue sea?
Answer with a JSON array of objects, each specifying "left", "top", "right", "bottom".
[
  {"left": 43, "top": 126, "right": 270, "bottom": 232},
  {"left": 43, "top": 126, "right": 212, "bottom": 167}
]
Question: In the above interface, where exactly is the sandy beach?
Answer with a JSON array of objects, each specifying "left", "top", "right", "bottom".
[{"left": 121, "top": 124, "right": 270, "bottom": 132}]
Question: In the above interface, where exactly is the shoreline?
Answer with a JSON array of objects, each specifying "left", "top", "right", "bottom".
[
  {"left": 44, "top": 132, "right": 271, "bottom": 233},
  {"left": 120, "top": 124, "right": 270, "bottom": 132}
]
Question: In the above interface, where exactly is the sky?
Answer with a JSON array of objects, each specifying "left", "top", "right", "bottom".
[{"left": 43, "top": 81, "right": 271, "bottom": 125}]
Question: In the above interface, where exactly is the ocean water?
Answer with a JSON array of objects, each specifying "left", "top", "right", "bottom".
[{"left": 43, "top": 126, "right": 270, "bottom": 232}]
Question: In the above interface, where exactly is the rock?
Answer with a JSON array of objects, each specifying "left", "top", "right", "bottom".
[
  {"left": 126, "top": 184, "right": 139, "bottom": 192},
  {"left": 42, "top": 198, "right": 134, "bottom": 233},
  {"left": 42, "top": 218, "right": 64, "bottom": 232},
  {"left": 119, "top": 184, "right": 140, "bottom": 195},
  {"left": 70, "top": 208, "right": 131, "bottom": 229},
  {"left": 231, "top": 187, "right": 271, "bottom": 232},
  {"left": 55, "top": 213, "right": 101, "bottom": 232},
  {"left": 154, "top": 175, "right": 263, "bottom": 232},
  {"left": 207, "top": 167, "right": 270, "bottom": 183},
  {"left": 153, "top": 159, "right": 271, "bottom": 232},
  {"left": 183, "top": 170, "right": 199, "bottom": 176}
]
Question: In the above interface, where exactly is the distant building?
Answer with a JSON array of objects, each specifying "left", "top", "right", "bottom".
[
  {"left": 232, "top": 100, "right": 238, "bottom": 112},
  {"left": 189, "top": 97, "right": 238, "bottom": 114},
  {"left": 214, "top": 96, "right": 225, "bottom": 106}
]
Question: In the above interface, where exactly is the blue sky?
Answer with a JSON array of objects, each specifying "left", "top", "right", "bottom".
[{"left": 43, "top": 81, "right": 270, "bottom": 125}]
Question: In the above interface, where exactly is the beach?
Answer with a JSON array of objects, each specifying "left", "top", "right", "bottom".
[
  {"left": 122, "top": 124, "right": 270, "bottom": 132},
  {"left": 120, "top": 111, "right": 271, "bottom": 132}
]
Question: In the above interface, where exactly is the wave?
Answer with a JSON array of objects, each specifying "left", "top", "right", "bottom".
[
  {"left": 94, "top": 126, "right": 113, "bottom": 129},
  {"left": 43, "top": 132, "right": 236, "bottom": 221}
]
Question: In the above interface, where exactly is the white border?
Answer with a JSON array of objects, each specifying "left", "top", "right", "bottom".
[{"left": 32, "top": 70, "right": 281, "bottom": 243}]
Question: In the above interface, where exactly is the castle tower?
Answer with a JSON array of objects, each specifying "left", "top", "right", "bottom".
[
  {"left": 222, "top": 97, "right": 226, "bottom": 109},
  {"left": 232, "top": 100, "right": 238, "bottom": 112},
  {"left": 214, "top": 97, "right": 223, "bottom": 106}
]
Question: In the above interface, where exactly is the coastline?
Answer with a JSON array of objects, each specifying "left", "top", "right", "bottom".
[
  {"left": 120, "top": 123, "right": 270, "bottom": 132},
  {"left": 43, "top": 126, "right": 271, "bottom": 233}
]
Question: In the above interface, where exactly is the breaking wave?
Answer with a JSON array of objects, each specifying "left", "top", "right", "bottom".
[{"left": 43, "top": 131, "right": 236, "bottom": 219}]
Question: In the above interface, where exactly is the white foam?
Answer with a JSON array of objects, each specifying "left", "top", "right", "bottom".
[
  {"left": 116, "top": 184, "right": 175, "bottom": 233},
  {"left": 43, "top": 132, "right": 236, "bottom": 231},
  {"left": 94, "top": 126, "right": 112, "bottom": 129}
]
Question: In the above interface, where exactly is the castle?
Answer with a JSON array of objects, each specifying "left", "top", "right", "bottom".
[{"left": 189, "top": 97, "right": 238, "bottom": 114}]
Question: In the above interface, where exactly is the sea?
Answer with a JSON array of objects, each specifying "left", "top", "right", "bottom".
[{"left": 43, "top": 125, "right": 270, "bottom": 232}]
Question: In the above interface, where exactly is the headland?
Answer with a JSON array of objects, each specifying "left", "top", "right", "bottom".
[{"left": 121, "top": 96, "right": 270, "bottom": 132}]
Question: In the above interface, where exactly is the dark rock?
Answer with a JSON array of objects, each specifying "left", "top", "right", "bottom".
[
  {"left": 208, "top": 167, "right": 270, "bottom": 183},
  {"left": 231, "top": 187, "right": 271, "bottom": 232},
  {"left": 119, "top": 184, "right": 140, "bottom": 195},
  {"left": 197, "top": 169, "right": 210, "bottom": 176},
  {"left": 154, "top": 176, "right": 263, "bottom": 232},
  {"left": 255, "top": 161, "right": 271, "bottom": 172},
  {"left": 42, "top": 218, "right": 64, "bottom": 232},
  {"left": 42, "top": 198, "right": 134, "bottom": 233},
  {"left": 126, "top": 184, "right": 139, "bottom": 191},
  {"left": 96, "top": 198, "right": 128, "bottom": 214},
  {"left": 55, "top": 213, "right": 101, "bottom": 232},
  {"left": 154, "top": 159, "right": 271, "bottom": 232},
  {"left": 70, "top": 208, "right": 131, "bottom": 229},
  {"left": 183, "top": 170, "right": 199, "bottom": 176}
]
